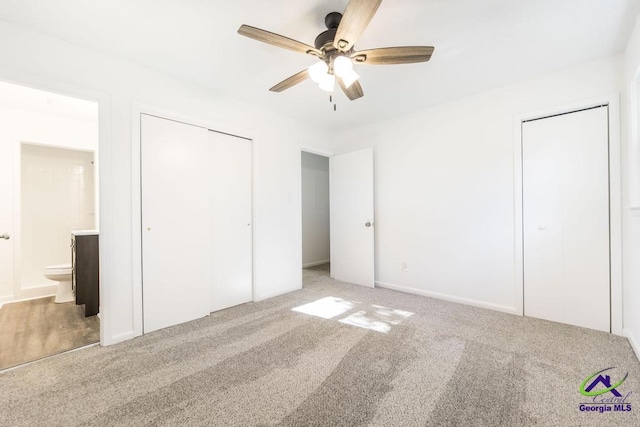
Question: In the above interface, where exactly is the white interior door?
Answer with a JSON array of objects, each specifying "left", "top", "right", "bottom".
[
  {"left": 330, "top": 148, "right": 375, "bottom": 287},
  {"left": 522, "top": 106, "right": 610, "bottom": 332},
  {"left": 209, "top": 131, "right": 252, "bottom": 312},
  {"left": 141, "top": 114, "right": 212, "bottom": 333}
]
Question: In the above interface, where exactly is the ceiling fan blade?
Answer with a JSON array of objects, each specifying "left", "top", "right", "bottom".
[
  {"left": 238, "top": 25, "right": 322, "bottom": 57},
  {"left": 269, "top": 70, "right": 309, "bottom": 92},
  {"left": 334, "top": 0, "right": 382, "bottom": 52},
  {"left": 338, "top": 78, "right": 364, "bottom": 101},
  {"left": 352, "top": 46, "right": 435, "bottom": 65}
]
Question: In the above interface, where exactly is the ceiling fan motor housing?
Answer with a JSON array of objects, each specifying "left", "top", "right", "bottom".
[{"left": 314, "top": 12, "right": 343, "bottom": 50}]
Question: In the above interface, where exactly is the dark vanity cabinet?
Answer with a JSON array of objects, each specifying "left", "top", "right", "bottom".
[{"left": 72, "top": 233, "right": 100, "bottom": 317}]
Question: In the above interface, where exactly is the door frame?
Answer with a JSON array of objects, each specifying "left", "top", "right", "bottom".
[
  {"left": 132, "top": 104, "right": 256, "bottom": 338},
  {"left": 513, "top": 94, "right": 622, "bottom": 334},
  {"left": 0, "top": 72, "right": 108, "bottom": 346}
]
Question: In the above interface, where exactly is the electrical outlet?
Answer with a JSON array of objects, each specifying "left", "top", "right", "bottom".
[{"left": 401, "top": 262, "right": 408, "bottom": 272}]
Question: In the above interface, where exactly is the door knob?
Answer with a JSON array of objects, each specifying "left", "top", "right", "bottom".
[
  {"left": 365, "top": 222, "right": 372, "bottom": 227},
  {"left": 0, "top": 233, "right": 10, "bottom": 240}
]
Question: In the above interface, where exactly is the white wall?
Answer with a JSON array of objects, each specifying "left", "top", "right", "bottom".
[
  {"left": 622, "top": 15, "right": 640, "bottom": 358},
  {"left": 329, "top": 55, "right": 622, "bottom": 315},
  {"left": 0, "top": 21, "right": 331, "bottom": 345},
  {"left": 301, "top": 152, "right": 330, "bottom": 267},
  {"left": 0, "top": 100, "right": 98, "bottom": 303},
  {"left": 21, "top": 144, "right": 95, "bottom": 288}
]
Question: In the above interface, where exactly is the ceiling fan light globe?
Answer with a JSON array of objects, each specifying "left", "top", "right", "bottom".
[
  {"left": 333, "top": 55, "right": 353, "bottom": 77},
  {"left": 318, "top": 74, "right": 336, "bottom": 92},
  {"left": 308, "top": 61, "right": 329, "bottom": 83},
  {"left": 340, "top": 69, "right": 360, "bottom": 89}
]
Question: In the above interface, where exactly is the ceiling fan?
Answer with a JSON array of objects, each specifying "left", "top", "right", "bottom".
[{"left": 237, "top": 0, "right": 434, "bottom": 101}]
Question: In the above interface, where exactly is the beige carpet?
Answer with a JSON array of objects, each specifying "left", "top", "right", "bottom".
[
  {"left": 1, "top": 265, "right": 638, "bottom": 426},
  {"left": 0, "top": 296, "right": 100, "bottom": 370}
]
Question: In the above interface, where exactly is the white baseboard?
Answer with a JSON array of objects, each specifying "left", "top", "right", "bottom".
[
  {"left": 106, "top": 330, "right": 136, "bottom": 346},
  {"left": 254, "top": 286, "right": 301, "bottom": 302},
  {"left": 302, "top": 260, "right": 330, "bottom": 268},
  {"left": 0, "top": 293, "right": 56, "bottom": 305},
  {"left": 375, "top": 281, "right": 518, "bottom": 315},
  {"left": 624, "top": 328, "right": 640, "bottom": 361}
]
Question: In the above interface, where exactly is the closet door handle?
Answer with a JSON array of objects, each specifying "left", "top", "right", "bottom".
[{"left": 0, "top": 233, "right": 9, "bottom": 240}]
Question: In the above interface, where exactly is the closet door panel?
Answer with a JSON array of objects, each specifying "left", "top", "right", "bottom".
[
  {"left": 209, "top": 132, "right": 253, "bottom": 312},
  {"left": 523, "top": 107, "right": 610, "bottom": 332},
  {"left": 141, "top": 114, "right": 212, "bottom": 333}
]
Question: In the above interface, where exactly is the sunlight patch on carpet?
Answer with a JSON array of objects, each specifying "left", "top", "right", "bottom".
[
  {"left": 292, "top": 297, "right": 413, "bottom": 333},
  {"left": 292, "top": 297, "right": 354, "bottom": 319}
]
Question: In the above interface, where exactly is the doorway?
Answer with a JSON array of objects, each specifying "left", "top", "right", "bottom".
[
  {"left": 521, "top": 105, "right": 610, "bottom": 332},
  {"left": 301, "top": 151, "right": 331, "bottom": 272},
  {"left": 301, "top": 148, "right": 375, "bottom": 288},
  {"left": 0, "top": 81, "right": 101, "bottom": 370}
]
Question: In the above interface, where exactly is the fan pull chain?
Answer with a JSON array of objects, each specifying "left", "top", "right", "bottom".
[{"left": 329, "top": 95, "right": 332, "bottom": 103}]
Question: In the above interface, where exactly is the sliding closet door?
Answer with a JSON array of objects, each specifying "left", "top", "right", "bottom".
[
  {"left": 209, "top": 131, "right": 252, "bottom": 312},
  {"left": 141, "top": 114, "right": 212, "bottom": 333},
  {"left": 141, "top": 115, "right": 253, "bottom": 333},
  {"left": 522, "top": 106, "right": 610, "bottom": 332}
]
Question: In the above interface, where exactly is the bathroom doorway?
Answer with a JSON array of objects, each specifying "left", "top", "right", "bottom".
[
  {"left": 0, "top": 81, "right": 100, "bottom": 370},
  {"left": 301, "top": 151, "right": 331, "bottom": 276}
]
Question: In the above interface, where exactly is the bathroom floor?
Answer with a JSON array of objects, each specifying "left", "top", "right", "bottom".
[{"left": 0, "top": 297, "right": 99, "bottom": 370}]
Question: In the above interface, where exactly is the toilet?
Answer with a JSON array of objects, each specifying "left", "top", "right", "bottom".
[{"left": 44, "top": 264, "right": 74, "bottom": 303}]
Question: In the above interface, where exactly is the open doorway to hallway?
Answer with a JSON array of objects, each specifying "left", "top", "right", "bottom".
[
  {"left": 301, "top": 151, "right": 330, "bottom": 275},
  {"left": 0, "top": 80, "right": 100, "bottom": 370}
]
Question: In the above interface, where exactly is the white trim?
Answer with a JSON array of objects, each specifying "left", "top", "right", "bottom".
[
  {"left": 301, "top": 145, "right": 333, "bottom": 158},
  {"left": 131, "top": 103, "right": 258, "bottom": 337},
  {"left": 375, "top": 281, "right": 518, "bottom": 315},
  {"left": 0, "top": 68, "right": 111, "bottom": 347},
  {"left": 0, "top": 291, "right": 56, "bottom": 305},
  {"left": 131, "top": 105, "right": 143, "bottom": 338},
  {"left": 629, "top": 64, "right": 640, "bottom": 208},
  {"left": 109, "top": 330, "right": 136, "bottom": 345},
  {"left": 253, "top": 286, "right": 300, "bottom": 302},
  {"left": 513, "top": 93, "right": 623, "bottom": 335},
  {"left": 302, "top": 260, "right": 330, "bottom": 268},
  {"left": 630, "top": 206, "right": 640, "bottom": 217},
  {"left": 624, "top": 328, "right": 640, "bottom": 362}
]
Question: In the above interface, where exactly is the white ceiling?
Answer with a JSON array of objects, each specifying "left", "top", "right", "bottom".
[
  {"left": 0, "top": 80, "right": 98, "bottom": 122},
  {"left": 1, "top": 0, "right": 638, "bottom": 130}
]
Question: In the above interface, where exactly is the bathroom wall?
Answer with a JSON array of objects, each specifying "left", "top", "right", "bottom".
[
  {"left": 301, "top": 152, "right": 330, "bottom": 267},
  {"left": 0, "top": 81, "right": 99, "bottom": 303},
  {"left": 21, "top": 144, "right": 95, "bottom": 288}
]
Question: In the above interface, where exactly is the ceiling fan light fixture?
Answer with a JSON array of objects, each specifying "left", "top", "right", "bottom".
[
  {"left": 318, "top": 73, "right": 336, "bottom": 92},
  {"left": 333, "top": 55, "right": 354, "bottom": 77},
  {"left": 340, "top": 68, "right": 360, "bottom": 89},
  {"left": 308, "top": 61, "right": 329, "bottom": 83}
]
